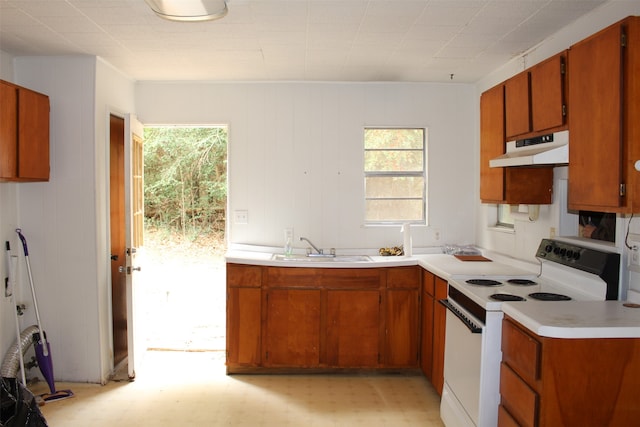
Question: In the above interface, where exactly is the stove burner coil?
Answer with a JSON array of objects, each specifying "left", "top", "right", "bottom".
[
  {"left": 489, "top": 294, "right": 526, "bottom": 302},
  {"left": 528, "top": 292, "right": 571, "bottom": 301},
  {"left": 507, "top": 279, "right": 537, "bottom": 286},
  {"left": 466, "top": 279, "right": 502, "bottom": 287}
]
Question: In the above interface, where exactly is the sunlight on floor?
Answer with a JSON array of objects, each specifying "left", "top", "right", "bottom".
[{"left": 34, "top": 351, "right": 444, "bottom": 427}]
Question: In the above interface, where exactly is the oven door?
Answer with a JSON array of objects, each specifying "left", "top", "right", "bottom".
[{"left": 440, "top": 298, "right": 484, "bottom": 427}]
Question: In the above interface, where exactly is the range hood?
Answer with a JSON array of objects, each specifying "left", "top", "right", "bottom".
[{"left": 490, "top": 130, "right": 568, "bottom": 167}]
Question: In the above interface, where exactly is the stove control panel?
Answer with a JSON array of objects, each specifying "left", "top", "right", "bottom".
[{"left": 536, "top": 239, "right": 620, "bottom": 300}]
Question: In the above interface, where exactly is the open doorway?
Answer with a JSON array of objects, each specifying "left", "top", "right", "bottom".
[{"left": 136, "top": 126, "right": 228, "bottom": 356}]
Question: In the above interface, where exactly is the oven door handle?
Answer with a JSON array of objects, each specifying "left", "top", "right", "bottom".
[{"left": 439, "top": 299, "right": 483, "bottom": 333}]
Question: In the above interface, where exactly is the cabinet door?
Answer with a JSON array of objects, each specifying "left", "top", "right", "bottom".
[
  {"left": 385, "top": 289, "right": 419, "bottom": 367},
  {"left": 568, "top": 22, "right": 624, "bottom": 210},
  {"left": 420, "top": 270, "right": 435, "bottom": 379},
  {"left": 18, "top": 88, "right": 49, "bottom": 180},
  {"left": 480, "top": 84, "right": 506, "bottom": 203},
  {"left": 531, "top": 52, "right": 566, "bottom": 132},
  {"left": 0, "top": 81, "right": 17, "bottom": 179},
  {"left": 505, "top": 71, "right": 531, "bottom": 139},
  {"left": 420, "top": 292, "right": 435, "bottom": 378},
  {"left": 264, "top": 289, "right": 321, "bottom": 367},
  {"left": 504, "top": 167, "right": 553, "bottom": 204},
  {"left": 431, "top": 277, "right": 447, "bottom": 394},
  {"left": 226, "top": 287, "right": 261, "bottom": 367},
  {"left": 326, "top": 290, "right": 380, "bottom": 367}
]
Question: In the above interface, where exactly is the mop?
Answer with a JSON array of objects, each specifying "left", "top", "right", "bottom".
[{"left": 16, "top": 229, "right": 74, "bottom": 402}]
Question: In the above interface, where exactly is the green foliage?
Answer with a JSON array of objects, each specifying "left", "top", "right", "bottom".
[
  {"left": 364, "top": 128, "right": 424, "bottom": 172},
  {"left": 144, "top": 127, "right": 227, "bottom": 238}
]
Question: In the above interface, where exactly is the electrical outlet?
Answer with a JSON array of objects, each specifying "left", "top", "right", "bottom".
[
  {"left": 550, "top": 227, "right": 556, "bottom": 238},
  {"left": 433, "top": 228, "right": 441, "bottom": 241},
  {"left": 630, "top": 241, "right": 640, "bottom": 267},
  {"left": 234, "top": 210, "right": 248, "bottom": 224}
]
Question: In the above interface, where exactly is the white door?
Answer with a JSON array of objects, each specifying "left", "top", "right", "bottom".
[{"left": 124, "top": 113, "right": 145, "bottom": 379}]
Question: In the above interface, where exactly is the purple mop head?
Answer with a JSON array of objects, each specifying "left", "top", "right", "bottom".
[{"left": 33, "top": 332, "right": 74, "bottom": 402}]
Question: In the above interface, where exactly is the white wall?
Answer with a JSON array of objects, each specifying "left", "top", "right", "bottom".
[
  {"left": 136, "top": 82, "right": 477, "bottom": 252},
  {"left": 2, "top": 55, "right": 136, "bottom": 384},
  {"left": 95, "top": 58, "right": 136, "bottom": 381},
  {"left": 0, "top": 50, "right": 19, "bottom": 365}
]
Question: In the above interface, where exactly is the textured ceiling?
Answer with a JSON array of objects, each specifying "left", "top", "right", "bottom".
[{"left": 0, "top": 0, "right": 609, "bottom": 83}]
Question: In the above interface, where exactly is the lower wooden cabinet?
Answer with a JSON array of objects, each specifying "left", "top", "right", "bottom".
[
  {"left": 431, "top": 275, "right": 448, "bottom": 394},
  {"left": 420, "top": 268, "right": 447, "bottom": 394},
  {"left": 264, "top": 289, "right": 321, "bottom": 367},
  {"left": 326, "top": 290, "right": 380, "bottom": 367},
  {"left": 226, "top": 287, "right": 261, "bottom": 367},
  {"left": 500, "top": 316, "right": 640, "bottom": 426},
  {"left": 420, "top": 270, "right": 435, "bottom": 379},
  {"left": 385, "top": 288, "right": 419, "bottom": 367},
  {"left": 226, "top": 263, "right": 423, "bottom": 372},
  {"left": 226, "top": 263, "right": 263, "bottom": 370}
]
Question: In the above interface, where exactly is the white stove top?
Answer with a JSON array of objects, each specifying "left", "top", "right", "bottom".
[
  {"left": 447, "top": 239, "right": 621, "bottom": 312},
  {"left": 449, "top": 272, "right": 603, "bottom": 311}
]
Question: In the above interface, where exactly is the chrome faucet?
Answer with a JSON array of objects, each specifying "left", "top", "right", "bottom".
[{"left": 300, "top": 237, "right": 323, "bottom": 255}]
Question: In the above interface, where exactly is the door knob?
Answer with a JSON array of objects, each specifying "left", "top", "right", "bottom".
[{"left": 118, "top": 266, "right": 142, "bottom": 274}]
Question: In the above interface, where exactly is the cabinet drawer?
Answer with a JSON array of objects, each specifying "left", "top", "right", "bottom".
[
  {"left": 502, "top": 318, "right": 540, "bottom": 384},
  {"left": 500, "top": 363, "right": 538, "bottom": 427},
  {"left": 386, "top": 266, "right": 420, "bottom": 289},
  {"left": 227, "top": 264, "right": 262, "bottom": 287},
  {"left": 322, "top": 268, "right": 381, "bottom": 289},
  {"left": 265, "top": 266, "right": 320, "bottom": 288}
]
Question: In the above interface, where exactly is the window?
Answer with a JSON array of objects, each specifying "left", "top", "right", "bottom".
[
  {"left": 364, "top": 128, "right": 426, "bottom": 225},
  {"left": 497, "top": 204, "right": 515, "bottom": 228}
]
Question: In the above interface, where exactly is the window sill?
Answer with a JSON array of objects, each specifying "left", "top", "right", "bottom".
[{"left": 487, "top": 225, "right": 515, "bottom": 234}]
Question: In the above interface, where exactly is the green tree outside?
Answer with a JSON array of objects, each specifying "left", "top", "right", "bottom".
[{"left": 143, "top": 126, "right": 228, "bottom": 242}]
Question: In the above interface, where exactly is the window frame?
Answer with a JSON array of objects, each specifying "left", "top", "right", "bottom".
[
  {"left": 497, "top": 204, "right": 515, "bottom": 228},
  {"left": 363, "top": 127, "right": 427, "bottom": 226}
]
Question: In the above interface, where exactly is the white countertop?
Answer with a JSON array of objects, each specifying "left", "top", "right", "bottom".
[
  {"left": 225, "top": 248, "right": 538, "bottom": 277},
  {"left": 226, "top": 246, "right": 639, "bottom": 339},
  {"left": 502, "top": 301, "right": 640, "bottom": 339}
]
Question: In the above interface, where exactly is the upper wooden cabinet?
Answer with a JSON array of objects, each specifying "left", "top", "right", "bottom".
[
  {"left": 568, "top": 17, "right": 640, "bottom": 213},
  {"left": 504, "top": 72, "right": 531, "bottom": 139},
  {"left": 480, "top": 83, "right": 554, "bottom": 204},
  {"left": 505, "top": 51, "right": 567, "bottom": 140},
  {"left": 530, "top": 52, "right": 567, "bottom": 133},
  {"left": 0, "top": 80, "right": 50, "bottom": 182}
]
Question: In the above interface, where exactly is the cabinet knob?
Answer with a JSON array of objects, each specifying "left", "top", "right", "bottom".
[{"left": 635, "top": 160, "right": 640, "bottom": 171}]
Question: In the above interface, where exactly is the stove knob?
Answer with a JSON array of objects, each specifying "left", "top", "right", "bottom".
[
  {"left": 559, "top": 248, "right": 566, "bottom": 256},
  {"left": 573, "top": 252, "right": 581, "bottom": 260},
  {"left": 545, "top": 244, "right": 553, "bottom": 253},
  {"left": 566, "top": 250, "right": 573, "bottom": 258}
]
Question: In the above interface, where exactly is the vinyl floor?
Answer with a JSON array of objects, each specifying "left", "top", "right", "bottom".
[{"left": 32, "top": 350, "right": 445, "bottom": 427}]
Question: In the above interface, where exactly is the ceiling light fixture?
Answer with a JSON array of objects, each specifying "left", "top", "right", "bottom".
[{"left": 144, "top": 0, "right": 228, "bottom": 22}]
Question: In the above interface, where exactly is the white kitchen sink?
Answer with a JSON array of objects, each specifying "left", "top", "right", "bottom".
[{"left": 271, "top": 254, "right": 372, "bottom": 262}]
